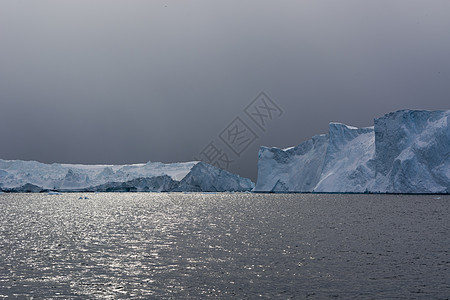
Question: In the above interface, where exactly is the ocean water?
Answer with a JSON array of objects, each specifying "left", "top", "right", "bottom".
[{"left": 0, "top": 193, "right": 448, "bottom": 299}]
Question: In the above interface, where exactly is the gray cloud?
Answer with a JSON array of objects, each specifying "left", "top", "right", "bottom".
[{"left": 1, "top": 0, "right": 449, "bottom": 181}]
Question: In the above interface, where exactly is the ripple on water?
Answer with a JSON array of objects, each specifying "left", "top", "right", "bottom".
[{"left": 0, "top": 193, "right": 449, "bottom": 299}]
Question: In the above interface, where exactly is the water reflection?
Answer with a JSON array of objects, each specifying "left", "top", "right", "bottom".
[{"left": 0, "top": 193, "right": 448, "bottom": 299}]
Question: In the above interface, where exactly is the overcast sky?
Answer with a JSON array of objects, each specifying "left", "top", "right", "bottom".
[{"left": 1, "top": 0, "right": 449, "bottom": 181}]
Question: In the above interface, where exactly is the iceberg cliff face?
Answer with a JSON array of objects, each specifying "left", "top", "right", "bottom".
[
  {"left": 315, "top": 124, "right": 375, "bottom": 193},
  {"left": 173, "top": 162, "right": 254, "bottom": 192},
  {"left": 255, "top": 134, "right": 328, "bottom": 192},
  {"left": 87, "top": 176, "right": 179, "bottom": 192},
  {"left": 254, "top": 110, "right": 449, "bottom": 194},
  {"left": 373, "top": 110, "right": 449, "bottom": 193},
  {"left": 0, "top": 160, "right": 254, "bottom": 192}
]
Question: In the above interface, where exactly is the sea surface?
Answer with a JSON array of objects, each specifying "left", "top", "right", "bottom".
[{"left": 0, "top": 193, "right": 448, "bottom": 299}]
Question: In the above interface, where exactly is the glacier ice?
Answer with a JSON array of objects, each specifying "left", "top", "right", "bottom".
[
  {"left": 172, "top": 162, "right": 255, "bottom": 192},
  {"left": 254, "top": 110, "right": 449, "bottom": 194},
  {"left": 373, "top": 110, "right": 449, "bottom": 193},
  {"left": 0, "top": 160, "right": 254, "bottom": 193}
]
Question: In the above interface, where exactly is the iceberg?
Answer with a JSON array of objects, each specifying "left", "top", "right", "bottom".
[
  {"left": 254, "top": 110, "right": 449, "bottom": 194},
  {"left": 0, "top": 160, "right": 254, "bottom": 193},
  {"left": 373, "top": 110, "right": 449, "bottom": 193},
  {"left": 173, "top": 162, "right": 255, "bottom": 192}
]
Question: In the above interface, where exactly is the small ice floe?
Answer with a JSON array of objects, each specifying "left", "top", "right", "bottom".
[
  {"left": 434, "top": 196, "right": 441, "bottom": 200},
  {"left": 48, "top": 191, "right": 62, "bottom": 195}
]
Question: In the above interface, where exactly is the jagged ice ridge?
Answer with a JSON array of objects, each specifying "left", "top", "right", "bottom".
[
  {"left": 0, "top": 160, "right": 254, "bottom": 192},
  {"left": 254, "top": 110, "right": 449, "bottom": 193}
]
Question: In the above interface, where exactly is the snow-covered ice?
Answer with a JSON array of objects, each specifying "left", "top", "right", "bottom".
[
  {"left": 254, "top": 110, "right": 449, "bottom": 193},
  {"left": 0, "top": 160, "right": 254, "bottom": 192}
]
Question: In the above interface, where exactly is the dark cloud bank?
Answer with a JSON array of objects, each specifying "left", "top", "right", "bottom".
[{"left": 1, "top": 1, "right": 449, "bottom": 181}]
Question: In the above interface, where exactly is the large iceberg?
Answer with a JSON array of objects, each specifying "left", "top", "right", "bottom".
[
  {"left": 0, "top": 160, "right": 254, "bottom": 192},
  {"left": 254, "top": 110, "right": 449, "bottom": 194}
]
